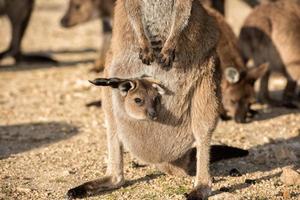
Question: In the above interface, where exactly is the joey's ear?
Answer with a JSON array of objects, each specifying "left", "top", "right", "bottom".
[
  {"left": 89, "top": 78, "right": 128, "bottom": 88},
  {"left": 247, "top": 62, "right": 269, "bottom": 81},
  {"left": 152, "top": 83, "right": 166, "bottom": 95},
  {"left": 224, "top": 67, "right": 240, "bottom": 84},
  {"left": 118, "top": 81, "right": 136, "bottom": 96}
]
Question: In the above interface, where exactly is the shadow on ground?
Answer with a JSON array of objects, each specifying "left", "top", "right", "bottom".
[
  {"left": 211, "top": 134, "right": 300, "bottom": 195},
  {"left": 253, "top": 106, "right": 300, "bottom": 122},
  {"left": 0, "top": 48, "right": 98, "bottom": 72},
  {"left": 66, "top": 134, "right": 300, "bottom": 198},
  {"left": 0, "top": 121, "right": 79, "bottom": 159}
]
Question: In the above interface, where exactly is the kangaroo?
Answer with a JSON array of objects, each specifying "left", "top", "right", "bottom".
[
  {"left": 205, "top": 7, "right": 268, "bottom": 123},
  {"left": 89, "top": 76, "right": 166, "bottom": 120},
  {"left": 0, "top": 0, "right": 56, "bottom": 64},
  {"left": 239, "top": 0, "right": 300, "bottom": 108},
  {"left": 67, "top": 0, "right": 221, "bottom": 199},
  {"left": 61, "top": 0, "right": 115, "bottom": 71}
]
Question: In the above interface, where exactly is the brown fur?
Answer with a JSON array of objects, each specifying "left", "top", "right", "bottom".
[
  {"left": 0, "top": 0, "right": 56, "bottom": 64},
  {"left": 67, "top": 1, "right": 221, "bottom": 199},
  {"left": 89, "top": 76, "right": 165, "bottom": 120},
  {"left": 61, "top": 0, "right": 268, "bottom": 123},
  {"left": 61, "top": 0, "right": 115, "bottom": 71},
  {"left": 206, "top": 7, "right": 268, "bottom": 123},
  {"left": 239, "top": 0, "right": 300, "bottom": 107}
]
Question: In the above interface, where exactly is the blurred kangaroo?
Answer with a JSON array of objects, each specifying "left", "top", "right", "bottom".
[
  {"left": 206, "top": 7, "right": 268, "bottom": 123},
  {"left": 0, "top": 0, "right": 56, "bottom": 64},
  {"left": 239, "top": 0, "right": 300, "bottom": 108},
  {"left": 61, "top": 0, "right": 115, "bottom": 72},
  {"left": 67, "top": 0, "right": 221, "bottom": 199}
]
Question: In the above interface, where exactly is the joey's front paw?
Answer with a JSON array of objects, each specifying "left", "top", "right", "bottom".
[
  {"left": 158, "top": 48, "right": 175, "bottom": 70},
  {"left": 186, "top": 185, "right": 211, "bottom": 200},
  {"left": 139, "top": 47, "right": 155, "bottom": 65}
]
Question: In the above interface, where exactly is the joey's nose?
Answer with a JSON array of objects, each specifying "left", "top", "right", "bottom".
[
  {"left": 60, "top": 17, "right": 69, "bottom": 27},
  {"left": 147, "top": 110, "right": 158, "bottom": 120}
]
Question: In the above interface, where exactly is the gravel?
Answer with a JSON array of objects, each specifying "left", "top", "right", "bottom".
[{"left": 0, "top": 1, "right": 299, "bottom": 199}]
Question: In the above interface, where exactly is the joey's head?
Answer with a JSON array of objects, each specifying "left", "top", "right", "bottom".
[
  {"left": 90, "top": 77, "right": 166, "bottom": 120},
  {"left": 61, "top": 0, "right": 114, "bottom": 28},
  {"left": 222, "top": 63, "right": 269, "bottom": 123}
]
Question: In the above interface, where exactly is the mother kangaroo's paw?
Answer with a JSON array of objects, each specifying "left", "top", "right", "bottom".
[
  {"left": 158, "top": 47, "right": 175, "bottom": 70},
  {"left": 139, "top": 46, "right": 155, "bottom": 65},
  {"left": 66, "top": 176, "right": 124, "bottom": 199},
  {"left": 186, "top": 185, "right": 211, "bottom": 200}
]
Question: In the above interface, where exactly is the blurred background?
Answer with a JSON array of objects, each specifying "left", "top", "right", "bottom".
[{"left": 0, "top": 0, "right": 299, "bottom": 199}]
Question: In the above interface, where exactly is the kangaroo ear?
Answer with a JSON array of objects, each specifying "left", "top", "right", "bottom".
[
  {"left": 246, "top": 62, "right": 269, "bottom": 81},
  {"left": 89, "top": 78, "right": 128, "bottom": 88},
  {"left": 224, "top": 67, "right": 240, "bottom": 84},
  {"left": 152, "top": 83, "right": 166, "bottom": 95},
  {"left": 118, "top": 81, "right": 136, "bottom": 96}
]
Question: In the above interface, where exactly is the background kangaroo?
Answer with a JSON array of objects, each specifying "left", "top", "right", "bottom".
[
  {"left": 61, "top": 0, "right": 115, "bottom": 71},
  {"left": 0, "top": 0, "right": 56, "bottom": 64},
  {"left": 206, "top": 7, "right": 268, "bottom": 123},
  {"left": 239, "top": 0, "right": 300, "bottom": 108},
  {"left": 67, "top": 0, "right": 221, "bottom": 199}
]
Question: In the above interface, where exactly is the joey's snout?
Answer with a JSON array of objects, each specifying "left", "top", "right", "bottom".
[{"left": 147, "top": 109, "right": 158, "bottom": 120}]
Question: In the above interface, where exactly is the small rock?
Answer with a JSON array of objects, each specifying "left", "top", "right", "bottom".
[
  {"left": 280, "top": 167, "right": 300, "bottom": 186},
  {"left": 219, "top": 187, "right": 230, "bottom": 192},
  {"left": 131, "top": 161, "right": 146, "bottom": 169},
  {"left": 16, "top": 187, "right": 31, "bottom": 193},
  {"left": 229, "top": 168, "right": 242, "bottom": 177},
  {"left": 282, "top": 189, "right": 291, "bottom": 200},
  {"left": 245, "top": 179, "right": 256, "bottom": 185}
]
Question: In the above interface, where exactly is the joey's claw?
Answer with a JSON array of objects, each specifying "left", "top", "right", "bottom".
[
  {"left": 158, "top": 48, "right": 175, "bottom": 70},
  {"left": 139, "top": 47, "right": 154, "bottom": 65}
]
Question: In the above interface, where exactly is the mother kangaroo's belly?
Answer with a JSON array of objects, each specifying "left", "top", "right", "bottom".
[{"left": 116, "top": 116, "right": 195, "bottom": 164}]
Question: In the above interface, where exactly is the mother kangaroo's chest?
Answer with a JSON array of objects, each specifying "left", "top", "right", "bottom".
[{"left": 141, "top": 0, "right": 174, "bottom": 41}]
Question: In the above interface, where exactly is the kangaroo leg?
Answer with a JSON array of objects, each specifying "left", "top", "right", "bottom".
[
  {"left": 158, "top": 0, "right": 193, "bottom": 69},
  {"left": 187, "top": 56, "right": 221, "bottom": 200},
  {"left": 124, "top": 0, "right": 154, "bottom": 65},
  {"left": 258, "top": 69, "right": 274, "bottom": 104},
  {"left": 0, "top": 0, "right": 34, "bottom": 61},
  {"left": 67, "top": 87, "right": 125, "bottom": 199},
  {"left": 156, "top": 148, "right": 197, "bottom": 177},
  {"left": 281, "top": 69, "right": 298, "bottom": 108},
  {"left": 93, "top": 19, "right": 112, "bottom": 72},
  {"left": 1, "top": 0, "right": 56, "bottom": 64}
]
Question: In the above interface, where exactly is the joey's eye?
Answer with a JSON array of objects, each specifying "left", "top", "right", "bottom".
[{"left": 134, "top": 98, "right": 143, "bottom": 105}]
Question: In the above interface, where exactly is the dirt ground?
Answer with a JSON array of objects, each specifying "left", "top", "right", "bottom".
[{"left": 0, "top": 1, "right": 299, "bottom": 200}]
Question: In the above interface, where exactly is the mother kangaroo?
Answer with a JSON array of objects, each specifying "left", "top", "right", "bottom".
[{"left": 68, "top": 0, "right": 220, "bottom": 199}]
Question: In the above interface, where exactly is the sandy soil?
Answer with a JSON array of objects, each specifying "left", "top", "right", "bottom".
[{"left": 0, "top": 1, "right": 299, "bottom": 200}]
